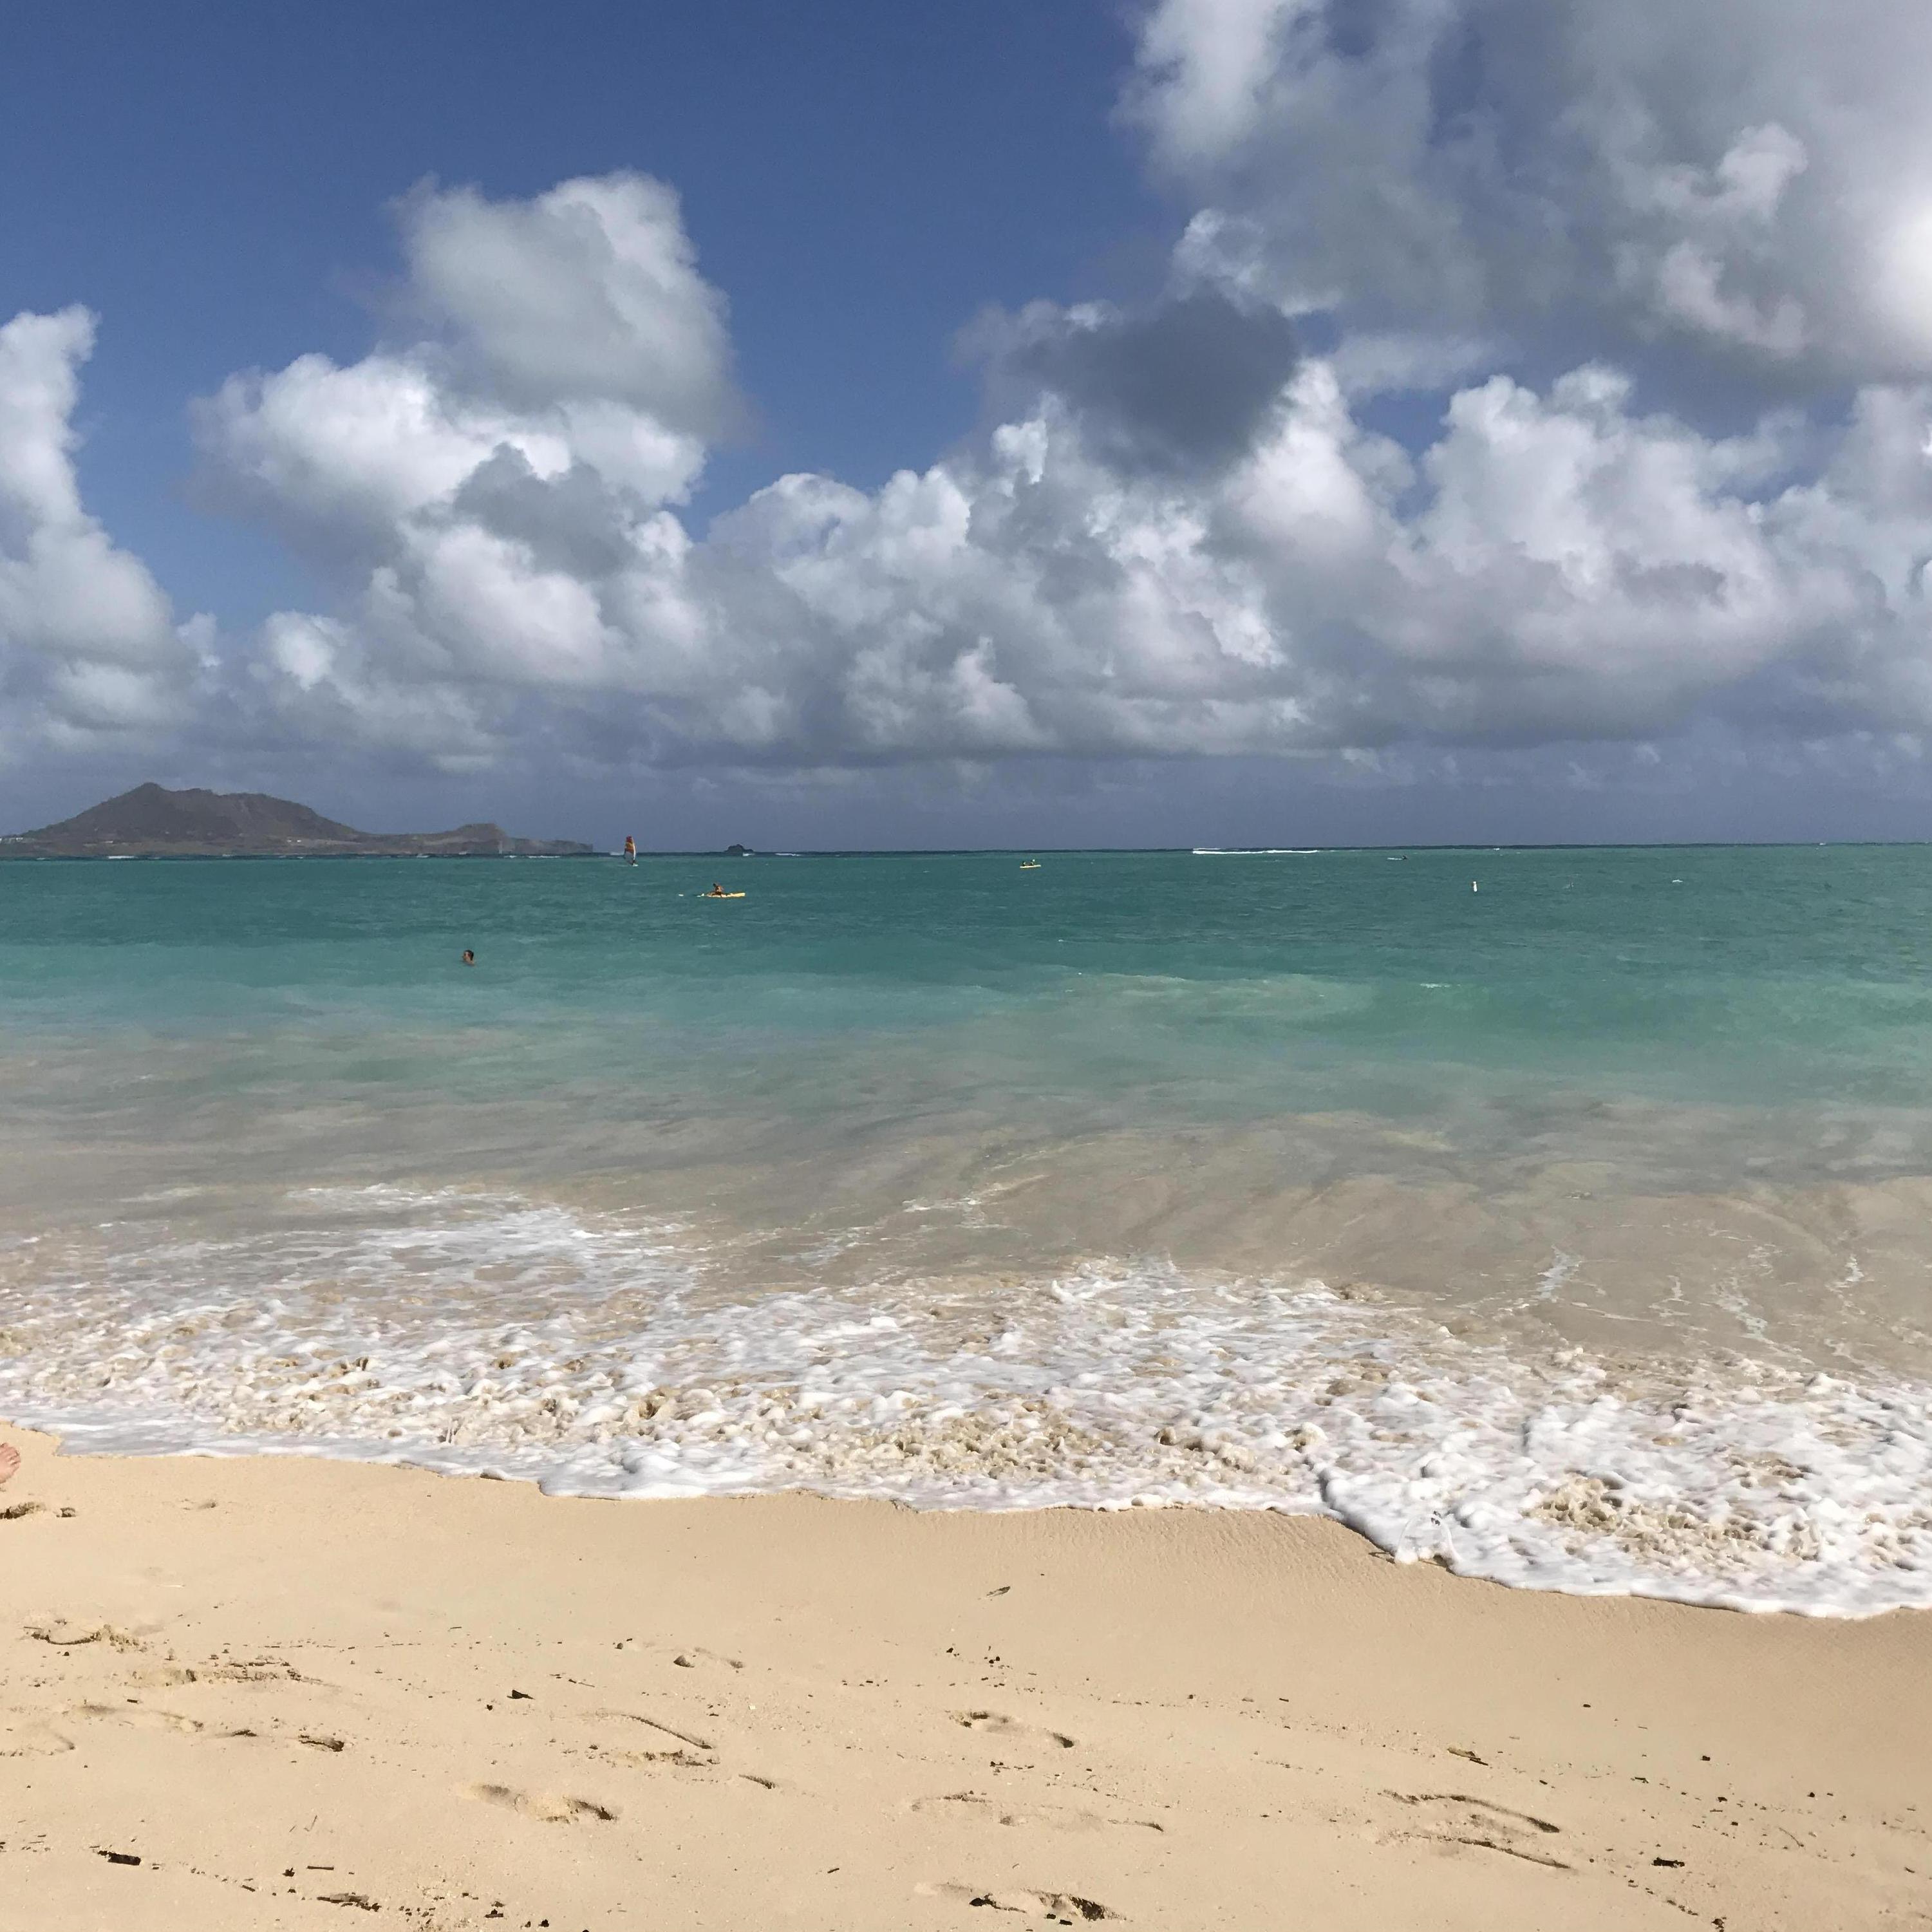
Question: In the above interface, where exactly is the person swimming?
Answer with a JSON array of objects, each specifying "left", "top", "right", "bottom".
[{"left": 461, "top": 949, "right": 475, "bottom": 965}]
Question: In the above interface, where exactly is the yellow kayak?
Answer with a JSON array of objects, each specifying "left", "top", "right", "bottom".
[{"left": 701, "top": 892, "right": 746, "bottom": 899}]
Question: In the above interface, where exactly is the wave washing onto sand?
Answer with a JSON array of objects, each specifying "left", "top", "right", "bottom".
[{"left": 1, "top": 1185, "right": 1929, "bottom": 1616}]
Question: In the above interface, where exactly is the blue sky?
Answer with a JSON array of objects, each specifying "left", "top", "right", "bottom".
[
  {"left": 5, "top": 1, "right": 1932, "bottom": 846},
  {"left": 2, "top": 1, "right": 1152, "bottom": 621}
]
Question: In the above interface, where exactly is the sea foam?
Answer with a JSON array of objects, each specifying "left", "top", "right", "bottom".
[{"left": 1, "top": 1184, "right": 1927, "bottom": 1617}]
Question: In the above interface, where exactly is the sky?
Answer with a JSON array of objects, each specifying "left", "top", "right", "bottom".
[{"left": 6, "top": 0, "right": 1932, "bottom": 847}]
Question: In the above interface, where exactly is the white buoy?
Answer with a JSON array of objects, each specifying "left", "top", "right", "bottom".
[{"left": 1471, "top": 881, "right": 1479, "bottom": 892}]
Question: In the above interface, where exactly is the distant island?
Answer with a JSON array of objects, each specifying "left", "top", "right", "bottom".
[{"left": 0, "top": 784, "right": 593, "bottom": 859}]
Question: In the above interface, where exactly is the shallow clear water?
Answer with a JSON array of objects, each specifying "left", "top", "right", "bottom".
[{"left": 3, "top": 847, "right": 1930, "bottom": 1613}]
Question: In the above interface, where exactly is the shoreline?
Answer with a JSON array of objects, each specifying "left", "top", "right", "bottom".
[
  {"left": 3, "top": 1422, "right": 1927, "bottom": 1929},
  {"left": 8, "top": 1403, "right": 1929, "bottom": 1623}
]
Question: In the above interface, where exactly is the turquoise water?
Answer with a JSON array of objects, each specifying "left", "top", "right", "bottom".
[
  {"left": 2, "top": 848, "right": 1931, "bottom": 1613},
  {"left": 9, "top": 843, "right": 1932, "bottom": 1121}
]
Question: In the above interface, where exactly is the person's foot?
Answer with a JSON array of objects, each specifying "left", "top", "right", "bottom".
[{"left": 0, "top": 1443, "right": 19, "bottom": 1487}]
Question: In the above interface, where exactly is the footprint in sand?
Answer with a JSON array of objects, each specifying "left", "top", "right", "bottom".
[
  {"left": 0, "top": 1717, "right": 75, "bottom": 1758},
  {"left": 671, "top": 1646, "right": 744, "bottom": 1672},
  {"left": 193, "top": 1656, "right": 306, "bottom": 1683},
  {"left": 592, "top": 1709, "right": 717, "bottom": 1764},
  {"left": 919, "top": 1880, "right": 1118, "bottom": 1921},
  {"left": 465, "top": 1783, "right": 617, "bottom": 1824},
  {"left": 124, "top": 1658, "right": 301, "bottom": 1689},
  {"left": 129, "top": 1665, "right": 199, "bottom": 1689},
  {"left": 24, "top": 1618, "right": 144, "bottom": 1649},
  {"left": 1385, "top": 1792, "right": 1569, "bottom": 1870},
  {"left": 911, "top": 1792, "right": 1159, "bottom": 1834},
  {"left": 605, "top": 1745, "right": 718, "bottom": 1773},
  {"left": 70, "top": 1702, "right": 203, "bottom": 1735},
  {"left": 950, "top": 1711, "right": 1076, "bottom": 1750}
]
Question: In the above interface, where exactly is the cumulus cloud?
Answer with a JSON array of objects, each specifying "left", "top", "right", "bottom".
[
  {"left": 0, "top": 307, "right": 202, "bottom": 758},
  {"left": 199, "top": 174, "right": 726, "bottom": 545},
  {"left": 1127, "top": 0, "right": 1932, "bottom": 382},
  {"left": 975, "top": 290, "right": 1302, "bottom": 472},
  {"left": 56, "top": 11, "right": 1932, "bottom": 798},
  {"left": 196, "top": 203, "right": 1932, "bottom": 772},
  {"left": 401, "top": 174, "right": 736, "bottom": 433}
]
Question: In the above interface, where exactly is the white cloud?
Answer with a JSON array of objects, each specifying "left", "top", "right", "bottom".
[
  {"left": 402, "top": 173, "right": 736, "bottom": 432},
  {"left": 1126, "top": 0, "right": 1932, "bottom": 379},
  {"left": 0, "top": 307, "right": 200, "bottom": 757},
  {"left": 199, "top": 221, "right": 1932, "bottom": 770},
  {"left": 26, "top": 27, "right": 1932, "bottom": 811},
  {"left": 196, "top": 171, "right": 731, "bottom": 569}
]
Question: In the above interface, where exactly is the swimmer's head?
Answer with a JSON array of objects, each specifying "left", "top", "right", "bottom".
[{"left": 461, "top": 949, "right": 475, "bottom": 965}]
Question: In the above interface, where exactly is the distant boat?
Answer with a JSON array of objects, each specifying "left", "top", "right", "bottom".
[
  {"left": 1020, "top": 859, "right": 1041, "bottom": 870},
  {"left": 623, "top": 834, "right": 637, "bottom": 867}
]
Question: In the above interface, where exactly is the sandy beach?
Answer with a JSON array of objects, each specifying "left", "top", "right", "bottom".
[
  {"left": 1, "top": 1424, "right": 1926, "bottom": 1930},
  {"left": 16, "top": 0, "right": 1932, "bottom": 1916}
]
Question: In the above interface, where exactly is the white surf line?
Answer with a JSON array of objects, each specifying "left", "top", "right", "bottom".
[{"left": 1535, "top": 1251, "right": 1582, "bottom": 1302}]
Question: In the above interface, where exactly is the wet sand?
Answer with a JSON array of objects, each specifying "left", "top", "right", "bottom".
[{"left": 1, "top": 1422, "right": 1927, "bottom": 1930}]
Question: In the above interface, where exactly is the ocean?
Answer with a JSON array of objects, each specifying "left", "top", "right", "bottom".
[{"left": 2, "top": 845, "right": 1929, "bottom": 1614}]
